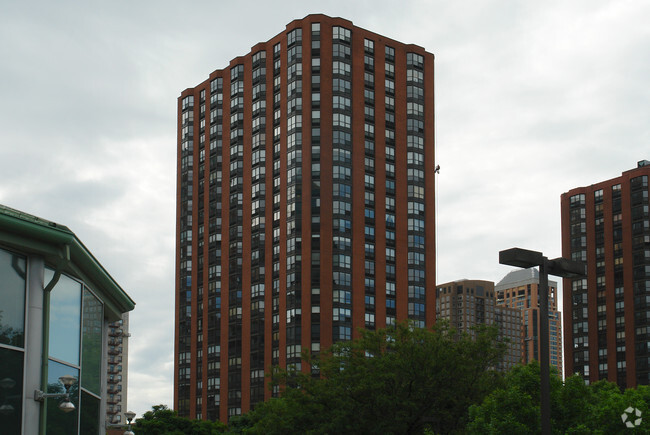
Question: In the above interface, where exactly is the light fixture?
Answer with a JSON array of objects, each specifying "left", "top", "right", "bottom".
[
  {"left": 0, "top": 377, "right": 16, "bottom": 415},
  {"left": 0, "top": 378, "right": 16, "bottom": 390},
  {"left": 124, "top": 410, "right": 136, "bottom": 435},
  {"left": 499, "top": 247, "right": 586, "bottom": 435},
  {"left": 34, "top": 375, "right": 77, "bottom": 413}
]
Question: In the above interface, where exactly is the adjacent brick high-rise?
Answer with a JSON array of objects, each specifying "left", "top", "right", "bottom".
[
  {"left": 176, "top": 14, "right": 436, "bottom": 421},
  {"left": 562, "top": 160, "right": 650, "bottom": 388},
  {"left": 436, "top": 279, "right": 523, "bottom": 372}
]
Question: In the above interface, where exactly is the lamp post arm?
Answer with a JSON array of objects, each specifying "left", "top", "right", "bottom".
[{"left": 33, "top": 390, "right": 69, "bottom": 402}]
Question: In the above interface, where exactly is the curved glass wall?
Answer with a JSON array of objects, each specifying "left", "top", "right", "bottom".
[
  {"left": 44, "top": 268, "right": 104, "bottom": 434},
  {"left": 0, "top": 248, "right": 26, "bottom": 435},
  {"left": 46, "top": 269, "right": 82, "bottom": 366}
]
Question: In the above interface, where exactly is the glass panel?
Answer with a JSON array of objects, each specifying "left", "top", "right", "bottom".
[
  {"left": 46, "top": 270, "right": 82, "bottom": 365},
  {"left": 81, "top": 289, "right": 103, "bottom": 395},
  {"left": 80, "top": 390, "right": 100, "bottom": 435},
  {"left": 46, "top": 360, "right": 79, "bottom": 435},
  {"left": 0, "top": 249, "right": 26, "bottom": 348},
  {"left": 0, "top": 347, "right": 23, "bottom": 435}
]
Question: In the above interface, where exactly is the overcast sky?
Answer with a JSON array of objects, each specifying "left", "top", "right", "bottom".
[{"left": 1, "top": 0, "right": 648, "bottom": 418}]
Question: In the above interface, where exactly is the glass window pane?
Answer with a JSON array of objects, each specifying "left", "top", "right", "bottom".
[
  {"left": 80, "top": 390, "right": 100, "bottom": 434},
  {"left": 81, "top": 289, "right": 103, "bottom": 395},
  {"left": 46, "top": 360, "right": 79, "bottom": 435},
  {"left": 0, "top": 249, "right": 26, "bottom": 348},
  {"left": 46, "top": 270, "right": 82, "bottom": 365},
  {"left": 0, "top": 347, "right": 24, "bottom": 434}
]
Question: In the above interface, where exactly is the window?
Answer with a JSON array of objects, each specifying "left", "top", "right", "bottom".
[
  {"left": 365, "top": 243, "right": 375, "bottom": 257},
  {"left": 333, "top": 308, "right": 352, "bottom": 322},
  {"left": 333, "top": 61, "right": 351, "bottom": 76},
  {"left": 407, "top": 52, "right": 424, "bottom": 68},
  {"left": 182, "top": 95, "right": 194, "bottom": 110},
  {"left": 333, "top": 78, "right": 351, "bottom": 93},
  {"left": 333, "top": 95, "right": 351, "bottom": 110},
  {"left": 332, "top": 43, "right": 351, "bottom": 59},
  {"left": 287, "top": 28, "right": 302, "bottom": 46},
  {"left": 385, "top": 45, "right": 395, "bottom": 61},
  {"left": 287, "top": 46, "right": 302, "bottom": 63},
  {"left": 407, "top": 69, "right": 424, "bottom": 84},
  {"left": 333, "top": 113, "right": 351, "bottom": 129},
  {"left": 365, "top": 174, "right": 375, "bottom": 189},
  {"left": 335, "top": 326, "right": 352, "bottom": 340},
  {"left": 364, "top": 38, "right": 374, "bottom": 53},
  {"left": 0, "top": 249, "right": 26, "bottom": 433},
  {"left": 332, "top": 26, "right": 351, "bottom": 42},
  {"left": 385, "top": 79, "right": 394, "bottom": 94},
  {"left": 0, "top": 249, "right": 26, "bottom": 348},
  {"left": 365, "top": 260, "right": 375, "bottom": 276}
]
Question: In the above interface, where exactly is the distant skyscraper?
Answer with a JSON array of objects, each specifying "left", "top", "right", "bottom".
[
  {"left": 175, "top": 14, "right": 436, "bottom": 421},
  {"left": 436, "top": 279, "right": 522, "bottom": 372},
  {"left": 496, "top": 268, "right": 563, "bottom": 376},
  {"left": 562, "top": 160, "right": 650, "bottom": 388}
]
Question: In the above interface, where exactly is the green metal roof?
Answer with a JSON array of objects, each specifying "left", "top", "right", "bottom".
[{"left": 0, "top": 204, "right": 135, "bottom": 320}]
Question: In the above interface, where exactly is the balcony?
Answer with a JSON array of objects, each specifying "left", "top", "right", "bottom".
[
  {"left": 107, "top": 405, "right": 121, "bottom": 415},
  {"left": 108, "top": 328, "right": 124, "bottom": 337}
]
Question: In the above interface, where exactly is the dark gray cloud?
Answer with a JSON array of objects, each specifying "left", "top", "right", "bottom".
[{"left": 1, "top": 0, "right": 649, "bottom": 417}]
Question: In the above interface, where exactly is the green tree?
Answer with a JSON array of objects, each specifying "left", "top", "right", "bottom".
[
  {"left": 234, "top": 321, "right": 506, "bottom": 434},
  {"left": 133, "top": 404, "right": 227, "bottom": 435},
  {"left": 468, "top": 361, "right": 650, "bottom": 434}
]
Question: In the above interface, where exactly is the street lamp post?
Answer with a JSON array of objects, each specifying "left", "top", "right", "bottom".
[
  {"left": 124, "top": 410, "right": 136, "bottom": 435},
  {"left": 499, "top": 248, "right": 586, "bottom": 435}
]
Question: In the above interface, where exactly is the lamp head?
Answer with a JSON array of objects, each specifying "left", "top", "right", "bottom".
[
  {"left": 0, "top": 378, "right": 16, "bottom": 390},
  {"left": 58, "top": 375, "right": 77, "bottom": 390},
  {"left": 499, "top": 248, "right": 544, "bottom": 268},
  {"left": 58, "top": 400, "right": 75, "bottom": 413},
  {"left": 125, "top": 410, "right": 136, "bottom": 423},
  {"left": 0, "top": 404, "right": 15, "bottom": 415}
]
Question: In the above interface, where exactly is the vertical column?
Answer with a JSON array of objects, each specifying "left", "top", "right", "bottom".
[{"left": 23, "top": 256, "right": 44, "bottom": 434}]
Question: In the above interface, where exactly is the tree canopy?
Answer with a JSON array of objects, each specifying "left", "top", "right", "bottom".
[
  {"left": 133, "top": 404, "right": 227, "bottom": 435},
  {"left": 134, "top": 329, "right": 650, "bottom": 434},
  {"left": 467, "top": 361, "right": 650, "bottom": 434},
  {"left": 231, "top": 321, "right": 506, "bottom": 434}
]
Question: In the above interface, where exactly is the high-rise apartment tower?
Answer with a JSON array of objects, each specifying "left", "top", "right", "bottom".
[
  {"left": 562, "top": 160, "right": 650, "bottom": 388},
  {"left": 436, "top": 279, "right": 523, "bottom": 372},
  {"left": 175, "top": 14, "right": 436, "bottom": 421}
]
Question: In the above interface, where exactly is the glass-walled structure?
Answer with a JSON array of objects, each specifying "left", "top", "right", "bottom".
[{"left": 0, "top": 204, "right": 135, "bottom": 434}]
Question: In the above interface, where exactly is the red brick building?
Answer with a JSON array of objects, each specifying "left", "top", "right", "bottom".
[
  {"left": 175, "top": 14, "right": 436, "bottom": 421},
  {"left": 562, "top": 160, "right": 650, "bottom": 388},
  {"left": 436, "top": 279, "right": 523, "bottom": 372}
]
